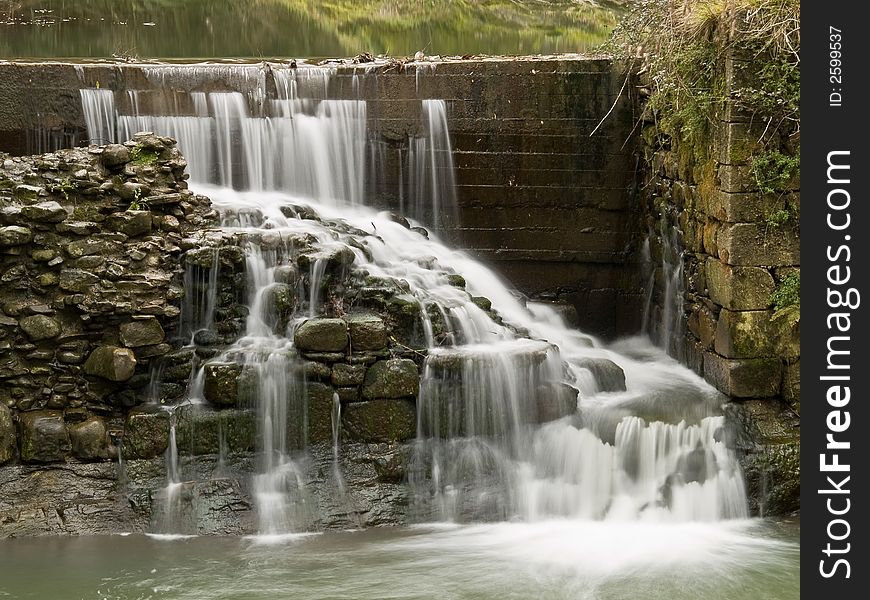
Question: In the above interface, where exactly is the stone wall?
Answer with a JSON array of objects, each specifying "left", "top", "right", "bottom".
[
  {"left": 638, "top": 52, "right": 800, "bottom": 515},
  {"left": 0, "top": 138, "right": 591, "bottom": 535},
  {"left": 0, "top": 57, "right": 641, "bottom": 338},
  {"left": 0, "top": 139, "right": 420, "bottom": 534}
]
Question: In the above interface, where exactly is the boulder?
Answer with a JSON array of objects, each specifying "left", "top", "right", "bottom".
[
  {"left": 306, "top": 382, "right": 336, "bottom": 445},
  {"left": 0, "top": 404, "right": 15, "bottom": 464},
  {"left": 100, "top": 144, "right": 131, "bottom": 168},
  {"left": 362, "top": 359, "right": 419, "bottom": 399},
  {"left": 21, "top": 201, "right": 67, "bottom": 223},
  {"left": 176, "top": 405, "right": 256, "bottom": 455},
  {"left": 0, "top": 226, "right": 32, "bottom": 247},
  {"left": 332, "top": 363, "right": 367, "bottom": 386},
  {"left": 342, "top": 399, "right": 416, "bottom": 443},
  {"left": 120, "top": 317, "right": 165, "bottom": 347},
  {"left": 13, "top": 184, "right": 43, "bottom": 201},
  {"left": 536, "top": 383, "right": 579, "bottom": 423},
  {"left": 203, "top": 362, "right": 243, "bottom": 407},
  {"left": 58, "top": 269, "right": 100, "bottom": 292},
  {"left": 576, "top": 357, "right": 626, "bottom": 393},
  {"left": 84, "top": 345, "right": 137, "bottom": 382},
  {"left": 69, "top": 417, "right": 108, "bottom": 460},
  {"left": 19, "top": 410, "right": 70, "bottom": 463},
  {"left": 19, "top": 314, "right": 61, "bottom": 341},
  {"left": 294, "top": 318, "right": 348, "bottom": 352},
  {"left": 106, "top": 211, "right": 152, "bottom": 237},
  {"left": 273, "top": 265, "right": 299, "bottom": 285},
  {"left": 345, "top": 313, "right": 388, "bottom": 351},
  {"left": 124, "top": 408, "right": 169, "bottom": 459}
]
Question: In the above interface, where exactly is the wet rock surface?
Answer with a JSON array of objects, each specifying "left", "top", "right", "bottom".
[{"left": 0, "top": 441, "right": 410, "bottom": 536}]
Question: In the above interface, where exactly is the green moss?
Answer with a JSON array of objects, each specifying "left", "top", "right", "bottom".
[
  {"left": 129, "top": 147, "right": 159, "bottom": 166},
  {"left": 770, "top": 271, "right": 800, "bottom": 329},
  {"left": 751, "top": 150, "right": 800, "bottom": 195}
]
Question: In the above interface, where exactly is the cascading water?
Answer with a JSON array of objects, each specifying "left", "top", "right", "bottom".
[
  {"left": 404, "top": 99, "right": 458, "bottom": 229},
  {"left": 80, "top": 65, "right": 747, "bottom": 536}
]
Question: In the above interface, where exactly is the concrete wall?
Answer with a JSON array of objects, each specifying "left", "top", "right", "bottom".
[{"left": 0, "top": 57, "right": 641, "bottom": 337}]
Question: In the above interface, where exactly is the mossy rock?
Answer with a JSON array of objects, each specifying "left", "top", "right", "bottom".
[
  {"left": 362, "top": 359, "right": 419, "bottom": 399},
  {"left": 19, "top": 410, "right": 70, "bottom": 463},
  {"left": 0, "top": 404, "right": 17, "bottom": 464},
  {"left": 124, "top": 408, "right": 169, "bottom": 459},
  {"left": 342, "top": 399, "right": 416, "bottom": 443}
]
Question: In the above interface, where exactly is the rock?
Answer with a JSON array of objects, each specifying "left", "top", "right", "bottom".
[
  {"left": 119, "top": 317, "right": 165, "bottom": 347},
  {"left": 0, "top": 226, "right": 33, "bottom": 247},
  {"left": 13, "top": 184, "right": 44, "bottom": 201},
  {"left": 56, "top": 221, "right": 99, "bottom": 235},
  {"left": 335, "top": 387, "right": 359, "bottom": 403},
  {"left": 69, "top": 417, "right": 108, "bottom": 460},
  {"left": 21, "top": 201, "right": 67, "bottom": 223},
  {"left": 730, "top": 400, "right": 800, "bottom": 516},
  {"left": 58, "top": 269, "right": 100, "bottom": 292},
  {"left": 303, "top": 360, "right": 332, "bottom": 381},
  {"left": 342, "top": 399, "right": 416, "bottom": 443},
  {"left": 716, "top": 223, "right": 799, "bottom": 267},
  {"left": 176, "top": 405, "right": 256, "bottom": 455},
  {"left": 106, "top": 211, "right": 153, "bottom": 237},
  {"left": 306, "top": 382, "right": 335, "bottom": 445},
  {"left": 185, "top": 247, "right": 217, "bottom": 268},
  {"left": 65, "top": 238, "right": 104, "bottom": 258},
  {"left": 345, "top": 313, "right": 388, "bottom": 351},
  {"left": 575, "top": 357, "right": 626, "bottom": 393},
  {"left": 100, "top": 144, "right": 131, "bottom": 168},
  {"left": 0, "top": 404, "right": 15, "bottom": 464},
  {"left": 268, "top": 283, "right": 296, "bottom": 323},
  {"left": 1, "top": 264, "right": 26, "bottom": 282},
  {"left": 446, "top": 274, "right": 466, "bottom": 288},
  {"left": 294, "top": 318, "right": 348, "bottom": 352},
  {"left": 706, "top": 259, "right": 775, "bottom": 311},
  {"left": 18, "top": 314, "right": 61, "bottom": 341},
  {"left": 704, "top": 355, "right": 781, "bottom": 398},
  {"left": 273, "top": 265, "right": 299, "bottom": 285},
  {"left": 536, "top": 383, "right": 579, "bottom": 423},
  {"left": 714, "top": 309, "right": 778, "bottom": 359},
  {"left": 362, "top": 359, "right": 419, "bottom": 399},
  {"left": 83, "top": 345, "right": 137, "bottom": 382},
  {"left": 31, "top": 248, "right": 57, "bottom": 262},
  {"left": 332, "top": 363, "right": 367, "bottom": 386},
  {"left": 19, "top": 410, "right": 70, "bottom": 463},
  {"left": 124, "top": 408, "right": 169, "bottom": 459},
  {"left": 203, "top": 362, "right": 243, "bottom": 407}
]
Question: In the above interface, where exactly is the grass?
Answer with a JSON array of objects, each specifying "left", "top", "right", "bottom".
[{"left": 607, "top": 0, "right": 800, "bottom": 179}]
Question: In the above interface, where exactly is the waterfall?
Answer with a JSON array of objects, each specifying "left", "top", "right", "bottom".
[
  {"left": 79, "top": 89, "right": 116, "bottom": 145},
  {"left": 405, "top": 99, "right": 458, "bottom": 229},
  {"left": 81, "top": 65, "right": 747, "bottom": 535}
]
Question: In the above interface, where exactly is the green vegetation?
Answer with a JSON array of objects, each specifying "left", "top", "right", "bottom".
[
  {"left": 751, "top": 149, "right": 799, "bottom": 195},
  {"left": 129, "top": 147, "right": 159, "bottom": 166},
  {"left": 770, "top": 271, "right": 799, "bottom": 328},
  {"left": 608, "top": 0, "right": 800, "bottom": 186},
  {"left": 48, "top": 177, "right": 76, "bottom": 201}
]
